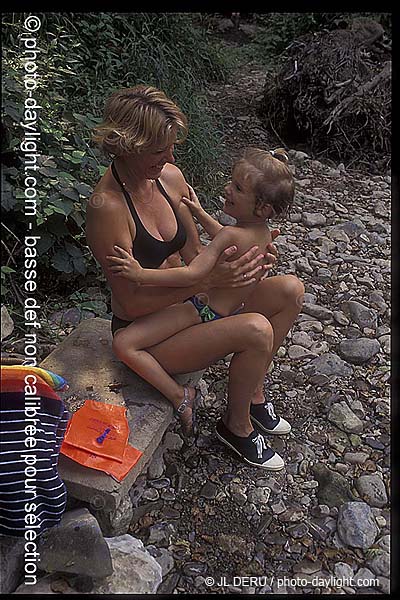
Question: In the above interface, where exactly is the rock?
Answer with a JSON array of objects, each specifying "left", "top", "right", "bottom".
[
  {"left": 341, "top": 301, "right": 378, "bottom": 330},
  {"left": 256, "top": 477, "right": 281, "bottom": 494},
  {"left": 92, "top": 535, "right": 162, "bottom": 594},
  {"left": 150, "top": 477, "right": 171, "bottom": 489},
  {"left": 337, "top": 502, "right": 378, "bottom": 549},
  {"left": 369, "top": 291, "right": 388, "bottom": 313},
  {"left": 302, "top": 212, "right": 327, "bottom": 227},
  {"left": 302, "top": 303, "right": 333, "bottom": 321},
  {"left": 334, "top": 561, "right": 354, "bottom": 580},
  {"left": 295, "top": 257, "right": 313, "bottom": 274},
  {"left": 14, "top": 573, "right": 80, "bottom": 594},
  {"left": 305, "top": 353, "right": 353, "bottom": 378},
  {"left": 292, "top": 331, "right": 313, "bottom": 348},
  {"left": 327, "top": 229, "right": 350, "bottom": 243},
  {"left": 247, "top": 486, "right": 271, "bottom": 505},
  {"left": 378, "top": 334, "right": 390, "bottom": 354},
  {"left": 290, "top": 150, "right": 309, "bottom": 164},
  {"left": 286, "top": 523, "right": 309, "bottom": 538},
  {"left": 163, "top": 432, "right": 184, "bottom": 452},
  {"left": 374, "top": 200, "right": 389, "bottom": 218},
  {"left": 1, "top": 305, "right": 14, "bottom": 340},
  {"left": 338, "top": 338, "right": 380, "bottom": 365},
  {"left": 310, "top": 341, "right": 329, "bottom": 355},
  {"left": 353, "top": 566, "right": 377, "bottom": 588},
  {"left": 292, "top": 558, "right": 323, "bottom": 574},
  {"left": 147, "top": 446, "right": 166, "bottom": 480},
  {"left": 146, "top": 545, "right": 175, "bottom": 578},
  {"left": 182, "top": 561, "right": 207, "bottom": 576},
  {"left": 298, "top": 320, "right": 324, "bottom": 333},
  {"left": 367, "top": 550, "right": 390, "bottom": 577},
  {"left": 332, "top": 310, "right": 350, "bottom": 325},
  {"left": 36, "top": 508, "right": 113, "bottom": 577},
  {"left": 376, "top": 534, "right": 390, "bottom": 553},
  {"left": 312, "top": 463, "right": 356, "bottom": 507},
  {"left": 142, "top": 488, "right": 160, "bottom": 501},
  {"left": 316, "top": 267, "right": 332, "bottom": 282},
  {"left": 376, "top": 575, "right": 390, "bottom": 594},
  {"left": 328, "top": 401, "right": 363, "bottom": 433},
  {"left": 332, "top": 220, "right": 366, "bottom": 240},
  {"left": 355, "top": 474, "right": 388, "bottom": 508},
  {"left": 93, "top": 495, "right": 133, "bottom": 537},
  {"left": 288, "top": 345, "right": 318, "bottom": 360},
  {"left": 216, "top": 533, "right": 254, "bottom": 557},
  {"left": 229, "top": 482, "right": 248, "bottom": 506},
  {"left": 344, "top": 452, "right": 370, "bottom": 465},
  {"left": 0, "top": 535, "right": 25, "bottom": 593},
  {"left": 218, "top": 211, "right": 236, "bottom": 226},
  {"left": 49, "top": 307, "right": 96, "bottom": 327},
  {"left": 199, "top": 480, "right": 218, "bottom": 499},
  {"left": 147, "top": 522, "right": 175, "bottom": 547}
]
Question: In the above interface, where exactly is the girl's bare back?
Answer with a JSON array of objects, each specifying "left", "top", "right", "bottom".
[{"left": 205, "top": 224, "right": 272, "bottom": 316}]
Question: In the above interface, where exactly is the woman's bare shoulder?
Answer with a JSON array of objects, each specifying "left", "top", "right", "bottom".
[
  {"left": 159, "top": 163, "right": 188, "bottom": 192},
  {"left": 87, "top": 183, "right": 125, "bottom": 216}
]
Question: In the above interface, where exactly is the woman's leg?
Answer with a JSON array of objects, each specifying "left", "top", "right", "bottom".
[
  {"left": 241, "top": 274, "right": 305, "bottom": 404},
  {"left": 112, "top": 302, "right": 201, "bottom": 407},
  {"left": 145, "top": 312, "right": 275, "bottom": 436}
]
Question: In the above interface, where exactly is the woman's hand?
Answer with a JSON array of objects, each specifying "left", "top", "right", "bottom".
[
  {"left": 106, "top": 245, "right": 143, "bottom": 283},
  {"left": 181, "top": 184, "right": 203, "bottom": 216},
  {"left": 206, "top": 229, "right": 280, "bottom": 288}
]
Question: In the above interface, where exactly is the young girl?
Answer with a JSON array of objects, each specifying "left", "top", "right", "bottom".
[{"left": 107, "top": 147, "right": 294, "bottom": 442}]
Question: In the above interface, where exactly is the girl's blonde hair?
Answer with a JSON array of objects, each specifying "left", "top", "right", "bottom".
[
  {"left": 234, "top": 147, "right": 294, "bottom": 217},
  {"left": 92, "top": 85, "right": 188, "bottom": 156}
]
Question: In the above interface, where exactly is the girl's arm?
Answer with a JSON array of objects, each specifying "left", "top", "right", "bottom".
[
  {"left": 107, "top": 228, "right": 246, "bottom": 287},
  {"left": 181, "top": 184, "right": 223, "bottom": 239}
]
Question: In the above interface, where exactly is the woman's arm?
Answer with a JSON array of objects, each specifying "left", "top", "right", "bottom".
[
  {"left": 86, "top": 186, "right": 278, "bottom": 320},
  {"left": 181, "top": 184, "right": 223, "bottom": 239},
  {"left": 107, "top": 228, "right": 242, "bottom": 287}
]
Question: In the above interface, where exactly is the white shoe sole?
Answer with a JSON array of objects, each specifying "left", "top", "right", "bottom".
[
  {"left": 216, "top": 430, "right": 285, "bottom": 471},
  {"left": 250, "top": 415, "right": 292, "bottom": 435}
]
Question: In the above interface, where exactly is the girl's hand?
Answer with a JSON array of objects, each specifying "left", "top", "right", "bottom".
[
  {"left": 181, "top": 184, "right": 203, "bottom": 215},
  {"left": 106, "top": 245, "right": 143, "bottom": 282}
]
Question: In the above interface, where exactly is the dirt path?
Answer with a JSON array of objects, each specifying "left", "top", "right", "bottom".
[{"left": 205, "top": 31, "right": 282, "bottom": 172}]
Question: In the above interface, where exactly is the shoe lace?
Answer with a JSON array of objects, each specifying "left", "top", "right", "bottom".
[
  {"left": 265, "top": 402, "right": 277, "bottom": 420},
  {"left": 252, "top": 433, "right": 267, "bottom": 459}
]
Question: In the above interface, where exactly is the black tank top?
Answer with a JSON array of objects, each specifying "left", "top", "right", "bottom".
[{"left": 111, "top": 161, "right": 187, "bottom": 268}]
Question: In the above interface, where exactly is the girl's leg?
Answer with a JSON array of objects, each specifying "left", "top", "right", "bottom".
[{"left": 112, "top": 301, "right": 201, "bottom": 408}]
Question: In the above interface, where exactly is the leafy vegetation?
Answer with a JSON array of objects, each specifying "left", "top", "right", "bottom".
[{"left": 2, "top": 13, "right": 228, "bottom": 321}]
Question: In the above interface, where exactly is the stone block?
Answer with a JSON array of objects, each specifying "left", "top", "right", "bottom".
[{"left": 40, "top": 318, "right": 204, "bottom": 512}]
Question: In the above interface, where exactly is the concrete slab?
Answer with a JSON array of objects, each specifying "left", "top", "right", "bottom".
[{"left": 40, "top": 318, "right": 204, "bottom": 512}]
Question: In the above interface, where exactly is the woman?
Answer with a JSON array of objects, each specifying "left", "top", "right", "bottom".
[{"left": 86, "top": 85, "right": 305, "bottom": 470}]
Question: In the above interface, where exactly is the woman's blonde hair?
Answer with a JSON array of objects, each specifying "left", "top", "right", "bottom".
[
  {"left": 234, "top": 147, "right": 294, "bottom": 217},
  {"left": 92, "top": 85, "right": 188, "bottom": 156}
]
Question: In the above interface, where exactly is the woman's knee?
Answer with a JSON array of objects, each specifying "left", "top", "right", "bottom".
[
  {"left": 244, "top": 314, "right": 274, "bottom": 353},
  {"left": 282, "top": 274, "right": 305, "bottom": 310},
  {"left": 112, "top": 331, "right": 132, "bottom": 361}
]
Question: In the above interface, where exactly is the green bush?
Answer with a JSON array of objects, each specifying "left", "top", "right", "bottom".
[{"left": 2, "top": 12, "right": 228, "bottom": 309}]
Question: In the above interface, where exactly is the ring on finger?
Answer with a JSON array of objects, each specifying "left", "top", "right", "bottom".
[{"left": 243, "top": 273, "right": 247, "bottom": 280}]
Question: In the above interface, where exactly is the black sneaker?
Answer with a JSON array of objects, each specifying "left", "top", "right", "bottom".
[
  {"left": 250, "top": 401, "right": 291, "bottom": 435},
  {"left": 215, "top": 419, "right": 284, "bottom": 470}
]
